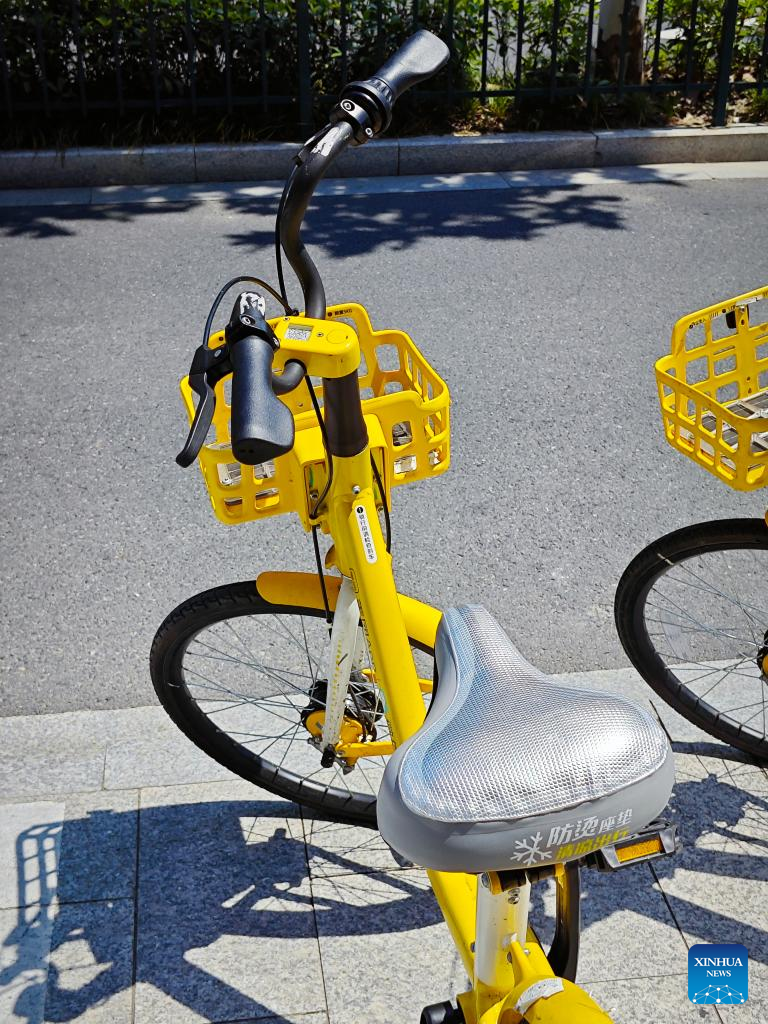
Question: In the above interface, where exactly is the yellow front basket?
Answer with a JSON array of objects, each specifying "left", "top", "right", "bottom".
[
  {"left": 180, "top": 303, "right": 450, "bottom": 528},
  {"left": 656, "top": 285, "right": 768, "bottom": 491}
]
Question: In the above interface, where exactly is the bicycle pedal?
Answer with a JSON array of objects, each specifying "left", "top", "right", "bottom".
[
  {"left": 419, "top": 999, "right": 465, "bottom": 1024},
  {"left": 583, "top": 817, "right": 679, "bottom": 872}
]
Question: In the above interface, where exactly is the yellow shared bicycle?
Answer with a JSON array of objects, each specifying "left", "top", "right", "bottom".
[
  {"left": 616, "top": 284, "right": 768, "bottom": 762},
  {"left": 151, "top": 32, "right": 678, "bottom": 1024}
]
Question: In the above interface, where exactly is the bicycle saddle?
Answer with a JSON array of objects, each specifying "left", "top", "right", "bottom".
[{"left": 377, "top": 606, "right": 674, "bottom": 873}]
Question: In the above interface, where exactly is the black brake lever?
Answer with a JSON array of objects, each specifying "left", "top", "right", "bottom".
[
  {"left": 176, "top": 342, "right": 232, "bottom": 467},
  {"left": 176, "top": 291, "right": 305, "bottom": 468}
]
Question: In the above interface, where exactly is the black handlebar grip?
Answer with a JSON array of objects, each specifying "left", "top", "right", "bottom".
[
  {"left": 229, "top": 335, "right": 295, "bottom": 466},
  {"left": 372, "top": 30, "right": 450, "bottom": 102},
  {"left": 339, "top": 30, "right": 449, "bottom": 134}
]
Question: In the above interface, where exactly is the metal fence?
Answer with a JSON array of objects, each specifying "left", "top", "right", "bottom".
[{"left": 1, "top": 1, "right": 767, "bottom": 136}]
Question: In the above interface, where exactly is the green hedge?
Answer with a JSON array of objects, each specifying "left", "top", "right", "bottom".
[{"left": 1, "top": 1, "right": 766, "bottom": 147}]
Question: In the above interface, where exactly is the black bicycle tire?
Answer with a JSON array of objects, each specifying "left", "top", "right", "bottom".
[
  {"left": 614, "top": 517, "right": 768, "bottom": 760},
  {"left": 150, "top": 580, "right": 432, "bottom": 826}
]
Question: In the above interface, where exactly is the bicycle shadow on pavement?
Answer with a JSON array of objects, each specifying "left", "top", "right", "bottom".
[
  {"left": 576, "top": 744, "right": 768, "bottom": 970},
  {"left": 2, "top": 742, "right": 764, "bottom": 1022},
  {"left": 0, "top": 797, "right": 441, "bottom": 1024},
  {"left": 522, "top": 741, "right": 768, "bottom": 977}
]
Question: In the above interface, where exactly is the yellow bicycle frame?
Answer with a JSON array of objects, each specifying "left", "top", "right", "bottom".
[{"left": 255, "top": 441, "right": 611, "bottom": 1024}]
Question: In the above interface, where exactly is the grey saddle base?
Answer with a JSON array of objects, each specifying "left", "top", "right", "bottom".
[{"left": 377, "top": 606, "right": 674, "bottom": 875}]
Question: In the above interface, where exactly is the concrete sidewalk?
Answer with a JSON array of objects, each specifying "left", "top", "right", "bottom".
[
  {"left": 1, "top": 664, "right": 766, "bottom": 1024},
  {"left": 2, "top": 159, "right": 768, "bottom": 210}
]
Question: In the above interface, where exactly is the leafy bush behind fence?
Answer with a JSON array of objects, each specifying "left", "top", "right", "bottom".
[{"left": 1, "top": 1, "right": 766, "bottom": 146}]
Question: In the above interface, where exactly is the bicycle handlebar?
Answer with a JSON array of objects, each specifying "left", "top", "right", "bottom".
[
  {"left": 180, "top": 33, "right": 450, "bottom": 470},
  {"left": 275, "top": 31, "right": 449, "bottom": 459},
  {"left": 281, "top": 30, "right": 450, "bottom": 321}
]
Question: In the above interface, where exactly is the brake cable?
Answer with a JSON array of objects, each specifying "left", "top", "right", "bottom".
[
  {"left": 202, "top": 275, "right": 294, "bottom": 350},
  {"left": 275, "top": 123, "right": 334, "bottom": 311}
]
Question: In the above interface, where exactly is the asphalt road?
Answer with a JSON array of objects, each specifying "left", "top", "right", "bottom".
[{"left": 1, "top": 174, "right": 766, "bottom": 716}]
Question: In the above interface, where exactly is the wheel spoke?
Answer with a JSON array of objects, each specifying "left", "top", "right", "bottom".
[
  {"left": 635, "top": 538, "right": 768, "bottom": 744},
  {"left": 169, "top": 604, "right": 431, "bottom": 814}
]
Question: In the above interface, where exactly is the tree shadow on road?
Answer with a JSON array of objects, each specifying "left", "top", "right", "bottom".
[
  {"left": 0, "top": 172, "right": 689, "bottom": 246},
  {"left": 225, "top": 185, "right": 629, "bottom": 257},
  {"left": 0, "top": 200, "right": 200, "bottom": 240}
]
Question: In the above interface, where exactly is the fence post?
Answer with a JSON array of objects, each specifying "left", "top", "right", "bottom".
[
  {"left": 713, "top": 0, "right": 738, "bottom": 126},
  {"left": 296, "top": 0, "right": 312, "bottom": 136}
]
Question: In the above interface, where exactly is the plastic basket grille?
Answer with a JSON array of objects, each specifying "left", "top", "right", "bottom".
[
  {"left": 398, "top": 606, "right": 667, "bottom": 823},
  {"left": 656, "top": 285, "right": 768, "bottom": 491},
  {"left": 180, "top": 303, "right": 450, "bottom": 526}
]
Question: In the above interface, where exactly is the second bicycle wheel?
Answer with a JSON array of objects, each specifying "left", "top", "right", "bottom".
[
  {"left": 615, "top": 518, "right": 768, "bottom": 760},
  {"left": 150, "top": 581, "right": 434, "bottom": 826}
]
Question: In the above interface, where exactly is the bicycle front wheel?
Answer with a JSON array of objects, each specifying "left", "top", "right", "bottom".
[
  {"left": 615, "top": 518, "right": 768, "bottom": 760},
  {"left": 150, "top": 581, "right": 433, "bottom": 825}
]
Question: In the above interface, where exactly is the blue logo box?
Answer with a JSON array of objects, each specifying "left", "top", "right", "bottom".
[{"left": 688, "top": 943, "right": 748, "bottom": 1004}]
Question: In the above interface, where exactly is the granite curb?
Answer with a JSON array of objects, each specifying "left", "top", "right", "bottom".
[{"left": 1, "top": 124, "right": 767, "bottom": 189}]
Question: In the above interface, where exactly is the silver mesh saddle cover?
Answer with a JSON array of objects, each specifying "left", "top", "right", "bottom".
[{"left": 377, "top": 606, "right": 674, "bottom": 873}]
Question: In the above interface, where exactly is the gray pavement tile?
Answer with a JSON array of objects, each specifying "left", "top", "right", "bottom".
[
  {"left": 0, "top": 903, "right": 56, "bottom": 1023},
  {"left": 706, "top": 161, "right": 768, "bottom": 179},
  {"left": 194, "top": 142, "right": 295, "bottom": 183},
  {"left": 221, "top": 1016, "right": 329, "bottom": 1024},
  {"left": 55, "top": 790, "right": 138, "bottom": 904},
  {"left": 312, "top": 869, "right": 465, "bottom": 1024},
  {"left": 399, "top": 131, "right": 596, "bottom": 174},
  {"left": 135, "top": 780, "right": 325, "bottom": 1024},
  {"left": 650, "top": 699, "right": 741, "bottom": 748},
  {"left": 91, "top": 181, "right": 284, "bottom": 206},
  {"left": 0, "top": 791, "right": 137, "bottom": 916},
  {"left": 584, "top": 974, "right": 720, "bottom": 1023},
  {"left": 577, "top": 863, "right": 690, "bottom": 983},
  {"left": 0, "top": 898, "right": 134, "bottom": 1024},
  {"left": 501, "top": 163, "right": 713, "bottom": 189},
  {"left": 595, "top": 127, "right": 705, "bottom": 167},
  {"left": 0, "top": 707, "right": 147, "bottom": 801},
  {"left": 0, "top": 705, "right": 233, "bottom": 799},
  {"left": 0, "top": 802, "right": 64, "bottom": 910},
  {"left": 0, "top": 145, "right": 195, "bottom": 188},
  {"left": 333, "top": 139, "right": 398, "bottom": 178},
  {"left": 0, "top": 744, "right": 105, "bottom": 802},
  {"left": 652, "top": 753, "right": 768, "bottom": 969},
  {"left": 716, "top": 962, "right": 768, "bottom": 1022},
  {"left": 45, "top": 899, "right": 134, "bottom": 1024},
  {"left": 118, "top": 145, "right": 197, "bottom": 186},
  {"left": 103, "top": 715, "right": 236, "bottom": 790},
  {"left": 301, "top": 814, "right": 409, "bottom": 878}
]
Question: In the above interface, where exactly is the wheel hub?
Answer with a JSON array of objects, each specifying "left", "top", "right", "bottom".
[{"left": 300, "top": 676, "right": 382, "bottom": 746}]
